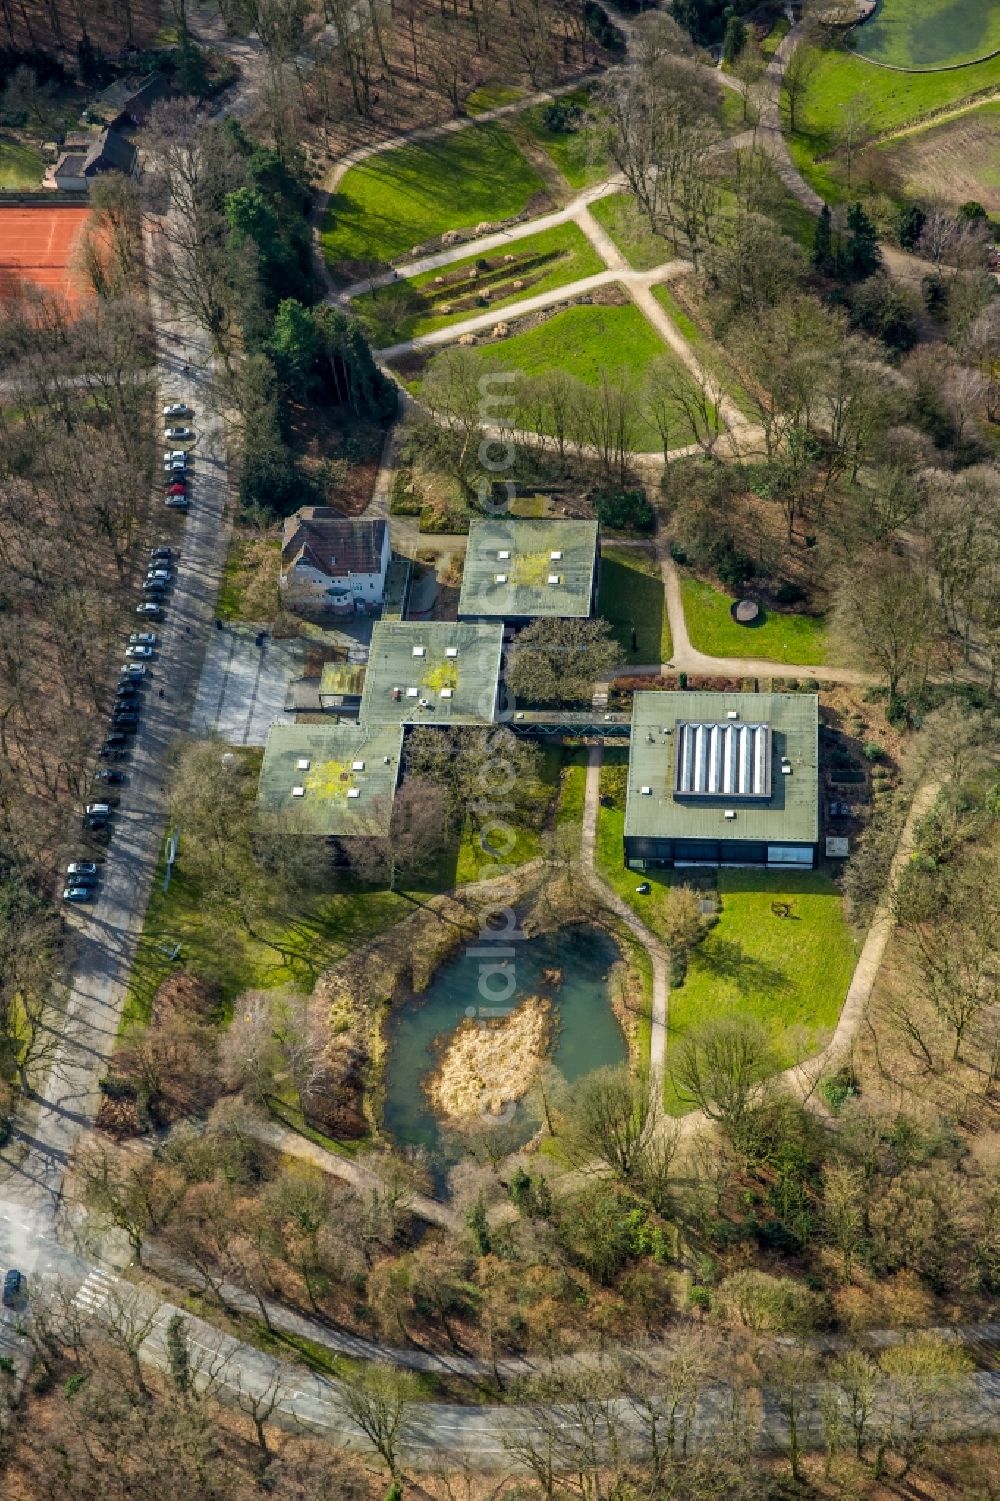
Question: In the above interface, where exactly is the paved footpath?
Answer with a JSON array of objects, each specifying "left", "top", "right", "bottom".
[{"left": 582, "top": 745, "right": 668, "bottom": 1081}]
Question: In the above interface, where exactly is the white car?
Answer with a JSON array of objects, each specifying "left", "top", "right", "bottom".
[
  {"left": 120, "top": 663, "right": 146, "bottom": 680},
  {"left": 163, "top": 403, "right": 192, "bottom": 419},
  {"left": 164, "top": 426, "right": 194, "bottom": 441},
  {"left": 129, "top": 633, "right": 158, "bottom": 646},
  {"left": 163, "top": 450, "right": 188, "bottom": 464},
  {"left": 165, "top": 494, "right": 189, "bottom": 509},
  {"left": 125, "top": 644, "right": 153, "bottom": 660}
]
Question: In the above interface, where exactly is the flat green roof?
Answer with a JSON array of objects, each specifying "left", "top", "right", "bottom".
[
  {"left": 360, "top": 620, "right": 503, "bottom": 726},
  {"left": 624, "top": 691, "right": 819, "bottom": 846},
  {"left": 458, "top": 518, "right": 598, "bottom": 620},
  {"left": 257, "top": 722, "right": 403, "bottom": 835}
]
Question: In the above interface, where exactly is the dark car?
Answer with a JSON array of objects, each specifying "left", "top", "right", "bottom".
[
  {"left": 64, "top": 866, "right": 97, "bottom": 886},
  {"left": 3, "top": 1269, "right": 23, "bottom": 1307},
  {"left": 151, "top": 547, "right": 173, "bottom": 561},
  {"left": 142, "top": 579, "right": 168, "bottom": 595},
  {"left": 94, "top": 769, "right": 126, "bottom": 785},
  {"left": 99, "top": 739, "right": 128, "bottom": 760},
  {"left": 110, "top": 715, "right": 138, "bottom": 732},
  {"left": 136, "top": 603, "right": 163, "bottom": 619}
]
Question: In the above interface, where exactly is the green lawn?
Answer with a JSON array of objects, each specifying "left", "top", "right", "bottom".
[
  {"left": 651, "top": 284, "right": 756, "bottom": 421},
  {"left": 0, "top": 134, "right": 44, "bottom": 188},
  {"left": 321, "top": 123, "right": 547, "bottom": 271},
  {"left": 680, "top": 575, "right": 829, "bottom": 665},
  {"left": 517, "top": 88, "right": 605, "bottom": 188},
  {"left": 412, "top": 301, "right": 711, "bottom": 451},
  {"left": 663, "top": 870, "right": 857, "bottom": 1112},
  {"left": 760, "top": 16, "right": 790, "bottom": 61},
  {"left": 598, "top": 544, "right": 672, "bottom": 665},
  {"left": 849, "top": 0, "right": 1000, "bottom": 69},
  {"left": 465, "top": 83, "right": 526, "bottom": 114},
  {"left": 588, "top": 192, "right": 674, "bottom": 272},
  {"left": 353, "top": 222, "right": 603, "bottom": 345},
  {"left": 787, "top": 44, "right": 1000, "bottom": 200},
  {"left": 122, "top": 856, "right": 411, "bottom": 1033},
  {"left": 719, "top": 88, "right": 757, "bottom": 133},
  {"left": 593, "top": 781, "right": 856, "bottom": 1114}
]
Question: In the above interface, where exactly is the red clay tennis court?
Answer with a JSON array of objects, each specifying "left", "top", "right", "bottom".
[{"left": 0, "top": 205, "right": 91, "bottom": 308}]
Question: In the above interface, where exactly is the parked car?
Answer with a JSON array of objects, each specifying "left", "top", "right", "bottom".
[
  {"left": 120, "top": 664, "right": 146, "bottom": 680},
  {"left": 94, "top": 769, "right": 126, "bottom": 785},
  {"left": 163, "top": 450, "right": 188, "bottom": 464},
  {"left": 163, "top": 458, "right": 187, "bottom": 474},
  {"left": 150, "top": 548, "right": 173, "bottom": 561},
  {"left": 142, "top": 579, "right": 168, "bottom": 595},
  {"left": 166, "top": 482, "right": 187, "bottom": 495},
  {"left": 164, "top": 426, "right": 194, "bottom": 441},
  {"left": 99, "top": 741, "right": 128, "bottom": 760},
  {"left": 2, "top": 1269, "right": 22, "bottom": 1307},
  {"left": 130, "top": 633, "right": 158, "bottom": 646},
  {"left": 146, "top": 567, "right": 171, "bottom": 583},
  {"left": 165, "top": 495, "right": 189, "bottom": 509},
  {"left": 163, "top": 403, "right": 192, "bottom": 418},
  {"left": 125, "top": 644, "right": 153, "bottom": 659},
  {"left": 63, "top": 885, "right": 93, "bottom": 903},
  {"left": 66, "top": 861, "right": 98, "bottom": 878},
  {"left": 110, "top": 713, "right": 138, "bottom": 730},
  {"left": 136, "top": 602, "right": 163, "bottom": 618}
]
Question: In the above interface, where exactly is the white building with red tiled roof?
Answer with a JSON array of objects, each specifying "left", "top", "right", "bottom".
[{"left": 280, "top": 506, "right": 390, "bottom": 616}]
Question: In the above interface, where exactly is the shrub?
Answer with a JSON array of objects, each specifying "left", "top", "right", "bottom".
[
  {"left": 542, "top": 99, "right": 583, "bottom": 133},
  {"left": 593, "top": 487, "right": 655, "bottom": 533},
  {"left": 774, "top": 581, "right": 805, "bottom": 606},
  {"left": 687, "top": 1284, "right": 711, "bottom": 1312},
  {"left": 716, "top": 546, "right": 754, "bottom": 591},
  {"left": 819, "top": 1066, "right": 859, "bottom": 1114},
  {"left": 863, "top": 739, "right": 887, "bottom": 763}
]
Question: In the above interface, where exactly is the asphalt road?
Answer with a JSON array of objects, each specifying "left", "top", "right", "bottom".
[{"left": 0, "top": 245, "right": 232, "bottom": 1239}]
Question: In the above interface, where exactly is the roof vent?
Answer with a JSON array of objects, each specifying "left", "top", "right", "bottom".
[
  {"left": 724, "top": 809, "right": 736, "bottom": 820},
  {"left": 495, "top": 573, "right": 508, "bottom": 584},
  {"left": 515, "top": 711, "right": 525, "bottom": 721},
  {"left": 726, "top": 710, "right": 739, "bottom": 721},
  {"left": 412, "top": 646, "right": 426, "bottom": 657},
  {"left": 550, "top": 550, "right": 563, "bottom": 561},
  {"left": 291, "top": 786, "right": 305, "bottom": 798},
  {"left": 781, "top": 762, "right": 792, "bottom": 775},
  {"left": 440, "top": 687, "right": 453, "bottom": 698},
  {"left": 418, "top": 697, "right": 430, "bottom": 708},
  {"left": 391, "top": 686, "right": 401, "bottom": 701},
  {"left": 351, "top": 760, "right": 365, "bottom": 771},
  {"left": 445, "top": 647, "right": 459, "bottom": 658},
  {"left": 347, "top": 788, "right": 361, "bottom": 799},
  {"left": 296, "top": 758, "right": 310, "bottom": 770},
  {"left": 640, "top": 785, "right": 652, "bottom": 796},
  {"left": 383, "top": 755, "right": 391, "bottom": 765},
  {"left": 406, "top": 686, "right": 419, "bottom": 697},
  {"left": 547, "top": 573, "right": 561, "bottom": 585},
  {"left": 498, "top": 549, "right": 510, "bottom": 560}
]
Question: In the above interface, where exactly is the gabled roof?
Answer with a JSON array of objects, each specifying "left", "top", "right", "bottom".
[
  {"left": 83, "top": 128, "right": 137, "bottom": 177},
  {"left": 458, "top": 517, "right": 599, "bottom": 620},
  {"left": 281, "top": 508, "right": 387, "bottom": 578}
]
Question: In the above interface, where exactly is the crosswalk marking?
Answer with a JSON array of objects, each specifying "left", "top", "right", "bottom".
[{"left": 74, "top": 1268, "right": 116, "bottom": 1314}]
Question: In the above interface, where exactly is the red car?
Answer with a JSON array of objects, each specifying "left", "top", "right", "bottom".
[{"left": 167, "top": 481, "right": 187, "bottom": 495}]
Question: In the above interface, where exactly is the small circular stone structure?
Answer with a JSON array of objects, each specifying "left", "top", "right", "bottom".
[{"left": 733, "top": 598, "right": 760, "bottom": 625}]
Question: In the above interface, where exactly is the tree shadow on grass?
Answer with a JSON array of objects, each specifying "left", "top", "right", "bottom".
[{"left": 696, "top": 936, "right": 791, "bottom": 998}]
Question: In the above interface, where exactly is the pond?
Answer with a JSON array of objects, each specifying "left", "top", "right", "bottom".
[{"left": 382, "top": 923, "right": 627, "bottom": 1170}]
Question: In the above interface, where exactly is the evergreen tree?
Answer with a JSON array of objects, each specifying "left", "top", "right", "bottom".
[
  {"left": 897, "top": 203, "right": 926, "bottom": 252},
  {"left": 723, "top": 14, "right": 747, "bottom": 64},
  {"left": 811, "top": 203, "right": 834, "bottom": 275},
  {"left": 843, "top": 202, "right": 881, "bottom": 281}
]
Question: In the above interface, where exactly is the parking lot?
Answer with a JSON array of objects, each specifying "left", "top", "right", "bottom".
[{"left": 191, "top": 626, "right": 311, "bottom": 745}]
